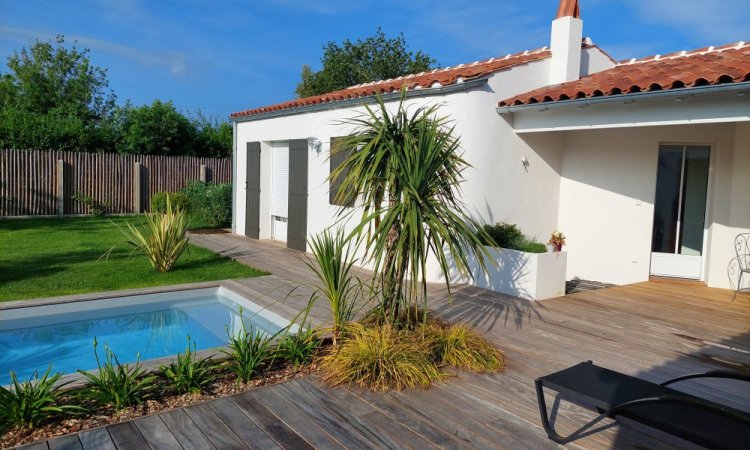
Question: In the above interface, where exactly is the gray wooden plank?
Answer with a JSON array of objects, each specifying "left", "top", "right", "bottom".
[
  {"left": 360, "top": 410, "right": 440, "bottom": 450},
  {"left": 15, "top": 441, "right": 49, "bottom": 450},
  {"left": 183, "top": 402, "right": 247, "bottom": 450},
  {"left": 207, "top": 397, "right": 281, "bottom": 450},
  {"left": 133, "top": 415, "right": 182, "bottom": 450},
  {"left": 159, "top": 408, "right": 216, "bottom": 450},
  {"left": 107, "top": 421, "right": 150, "bottom": 450},
  {"left": 230, "top": 391, "right": 314, "bottom": 450},
  {"left": 47, "top": 434, "right": 82, "bottom": 450},
  {"left": 279, "top": 379, "right": 410, "bottom": 450},
  {"left": 257, "top": 382, "right": 375, "bottom": 450},
  {"left": 251, "top": 385, "right": 346, "bottom": 449},
  {"left": 77, "top": 427, "right": 116, "bottom": 450},
  {"left": 350, "top": 388, "right": 469, "bottom": 450}
]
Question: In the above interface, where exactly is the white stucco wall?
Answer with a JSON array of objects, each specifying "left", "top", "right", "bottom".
[
  {"left": 557, "top": 122, "right": 748, "bottom": 288},
  {"left": 233, "top": 58, "right": 567, "bottom": 266}
]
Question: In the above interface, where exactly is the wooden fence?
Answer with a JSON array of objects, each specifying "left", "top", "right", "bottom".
[{"left": 0, "top": 149, "right": 232, "bottom": 216}]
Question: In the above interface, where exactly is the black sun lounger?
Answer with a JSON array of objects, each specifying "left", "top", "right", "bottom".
[{"left": 535, "top": 361, "right": 750, "bottom": 449}]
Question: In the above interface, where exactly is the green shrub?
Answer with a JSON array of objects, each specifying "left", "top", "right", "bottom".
[
  {"left": 71, "top": 192, "right": 111, "bottom": 216},
  {"left": 182, "top": 181, "right": 232, "bottom": 228},
  {"left": 0, "top": 367, "right": 77, "bottom": 432},
  {"left": 277, "top": 324, "right": 321, "bottom": 368},
  {"left": 115, "top": 196, "right": 190, "bottom": 272},
  {"left": 151, "top": 191, "right": 190, "bottom": 213},
  {"left": 426, "top": 323, "right": 505, "bottom": 372},
  {"left": 160, "top": 336, "right": 217, "bottom": 394},
  {"left": 321, "top": 323, "right": 443, "bottom": 391},
  {"left": 478, "top": 222, "right": 546, "bottom": 253},
  {"left": 76, "top": 339, "right": 156, "bottom": 411},
  {"left": 224, "top": 313, "right": 279, "bottom": 383}
]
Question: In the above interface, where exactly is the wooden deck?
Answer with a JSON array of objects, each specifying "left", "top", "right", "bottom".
[{"left": 19, "top": 233, "right": 750, "bottom": 450}]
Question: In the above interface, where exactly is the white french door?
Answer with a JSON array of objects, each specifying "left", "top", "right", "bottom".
[
  {"left": 271, "top": 142, "right": 289, "bottom": 241},
  {"left": 650, "top": 144, "right": 710, "bottom": 279}
]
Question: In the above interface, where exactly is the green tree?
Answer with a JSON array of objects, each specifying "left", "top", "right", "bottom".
[
  {"left": 331, "top": 91, "right": 491, "bottom": 327},
  {"left": 191, "top": 112, "right": 232, "bottom": 158},
  {"left": 296, "top": 28, "right": 435, "bottom": 98},
  {"left": 0, "top": 35, "right": 116, "bottom": 151},
  {"left": 117, "top": 100, "right": 195, "bottom": 155}
]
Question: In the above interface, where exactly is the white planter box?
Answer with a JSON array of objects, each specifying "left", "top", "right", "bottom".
[{"left": 469, "top": 246, "right": 567, "bottom": 300}]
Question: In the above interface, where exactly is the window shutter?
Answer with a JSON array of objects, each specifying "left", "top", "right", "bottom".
[{"left": 329, "top": 137, "right": 355, "bottom": 207}]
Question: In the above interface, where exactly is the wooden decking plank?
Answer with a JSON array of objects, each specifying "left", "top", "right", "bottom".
[
  {"left": 159, "top": 408, "right": 216, "bottom": 450},
  {"left": 250, "top": 385, "right": 346, "bottom": 449},
  {"left": 46, "top": 434, "right": 82, "bottom": 450},
  {"left": 207, "top": 397, "right": 281, "bottom": 450},
  {"left": 230, "top": 390, "right": 314, "bottom": 450},
  {"left": 183, "top": 402, "right": 248, "bottom": 450},
  {"left": 107, "top": 421, "right": 149, "bottom": 450},
  {"left": 360, "top": 410, "right": 440, "bottom": 450},
  {"left": 279, "top": 378, "right": 408, "bottom": 450},
  {"left": 254, "top": 382, "right": 375, "bottom": 450},
  {"left": 350, "top": 388, "right": 471, "bottom": 450},
  {"left": 133, "top": 415, "right": 182, "bottom": 450},
  {"left": 77, "top": 428, "right": 116, "bottom": 450}
]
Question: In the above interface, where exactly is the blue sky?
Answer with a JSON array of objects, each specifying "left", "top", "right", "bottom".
[{"left": 1, "top": 0, "right": 748, "bottom": 119}]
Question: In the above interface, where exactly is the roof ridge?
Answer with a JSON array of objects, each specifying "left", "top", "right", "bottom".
[
  {"left": 343, "top": 45, "right": 552, "bottom": 91},
  {"left": 618, "top": 41, "right": 748, "bottom": 66}
]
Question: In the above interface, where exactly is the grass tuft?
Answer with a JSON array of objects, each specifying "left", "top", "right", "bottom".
[
  {"left": 320, "top": 323, "right": 443, "bottom": 391},
  {"left": 159, "top": 336, "right": 217, "bottom": 395},
  {"left": 427, "top": 323, "right": 505, "bottom": 372}
]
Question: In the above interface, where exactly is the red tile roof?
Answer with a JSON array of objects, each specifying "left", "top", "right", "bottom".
[
  {"left": 499, "top": 41, "right": 750, "bottom": 107},
  {"left": 230, "top": 46, "right": 557, "bottom": 119}
]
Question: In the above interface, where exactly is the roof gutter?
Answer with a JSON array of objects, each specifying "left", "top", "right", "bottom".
[
  {"left": 496, "top": 81, "right": 750, "bottom": 115},
  {"left": 231, "top": 77, "right": 490, "bottom": 123}
]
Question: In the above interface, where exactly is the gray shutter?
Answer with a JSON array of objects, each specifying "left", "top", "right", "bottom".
[
  {"left": 329, "top": 137, "right": 355, "bottom": 207},
  {"left": 287, "top": 139, "right": 308, "bottom": 251},
  {"left": 245, "top": 142, "right": 261, "bottom": 239}
]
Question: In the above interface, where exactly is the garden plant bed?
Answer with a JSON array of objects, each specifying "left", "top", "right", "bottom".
[
  {"left": 0, "top": 361, "right": 319, "bottom": 448},
  {"left": 0, "top": 216, "right": 266, "bottom": 301}
]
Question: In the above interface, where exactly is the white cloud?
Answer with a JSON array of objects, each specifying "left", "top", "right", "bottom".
[{"left": 0, "top": 26, "right": 189, "bottom": 76}]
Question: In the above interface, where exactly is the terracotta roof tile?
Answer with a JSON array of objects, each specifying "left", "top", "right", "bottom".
[
  {"left": 230, "top": 46, "right": 557, "bottom": 119},
  {"left": 499, "top": 41, "right": 750, "bottom": 107}
]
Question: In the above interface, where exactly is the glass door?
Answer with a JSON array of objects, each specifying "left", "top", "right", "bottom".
[{"left": 650, "top": 145, "right": 710, "bottom": 279}]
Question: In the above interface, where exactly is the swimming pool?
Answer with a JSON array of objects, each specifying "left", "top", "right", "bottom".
[{"left": 0, "top": 287, "right": 292, "bottom": 385}]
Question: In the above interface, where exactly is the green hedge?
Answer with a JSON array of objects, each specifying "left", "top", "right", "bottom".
[
  {"left": 183, "top": 181, "right": 232, "bottom": 228},
  {"left": 478, "top": 222, "right": 547, "bottom": 254},
  {"left": 150, "top": 191, "right": 191, "bottom": 213}
]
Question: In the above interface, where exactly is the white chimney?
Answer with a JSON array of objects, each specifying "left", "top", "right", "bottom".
[{"left": 549, "top": 0, "right": 583, "bottom": 84}]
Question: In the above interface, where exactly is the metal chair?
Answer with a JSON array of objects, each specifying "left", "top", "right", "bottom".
[{"left": 733, "top": 233, "right": 750, "bottom": 300}]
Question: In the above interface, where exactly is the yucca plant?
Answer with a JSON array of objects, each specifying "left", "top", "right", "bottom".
[
  {"left": 427, "top": 323, "right": 504, "bottom": 372},
  {"left": 160, "top": 336, "right": 217, "bottom": 394},
  {"left": 0, "top": 367, "right": 76, "bottom": 432},
  {"left": 306, "top": 228, "right": 363, "bottom": 347},
  {"left": 320, "top": 323, "right": 443, "bottom": 391},
  {"left": 330, "top": 89, "right": 493, "bottom": 327},
  {"left": 223, "top": 312, "right": 280, "bottom": 383},
  {"left": 76, "top": 339, "right": 156, "bottom": 411},
  {"left": 116, "top": 196, "right": 189, "bottom": 272}
]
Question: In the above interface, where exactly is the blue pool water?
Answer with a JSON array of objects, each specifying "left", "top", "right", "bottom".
[{"left": 0, "top": 288, "right": 288, "bottom": 385}]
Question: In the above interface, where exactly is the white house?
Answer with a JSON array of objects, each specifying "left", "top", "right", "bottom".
[{"left": 229, "top": 0, "right": 750, "bottom": 295}]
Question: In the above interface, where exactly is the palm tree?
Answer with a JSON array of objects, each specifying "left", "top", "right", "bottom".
[{"left": 330, "top": 90, "right": 491, "bottom": 327}]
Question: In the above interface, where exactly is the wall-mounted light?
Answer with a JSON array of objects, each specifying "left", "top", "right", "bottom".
[
  {"left": 521, "top": 156, "right": 530, "bottom": 171},
  {"left": 307, "top": 137, "right": 322, "bottom": 154}
]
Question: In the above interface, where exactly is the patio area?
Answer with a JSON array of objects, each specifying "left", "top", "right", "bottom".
[{"left": 20, "top": 233, "right": 750, "bottom": 450}]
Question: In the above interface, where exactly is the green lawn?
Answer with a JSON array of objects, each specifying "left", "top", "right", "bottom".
[{"left": 0, "top": 216, "right": 267, "bottom": 301}]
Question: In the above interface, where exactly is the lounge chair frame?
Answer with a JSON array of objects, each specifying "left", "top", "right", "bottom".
[{"left": 535, "top": 361, "right": 750, "bottom": 447}]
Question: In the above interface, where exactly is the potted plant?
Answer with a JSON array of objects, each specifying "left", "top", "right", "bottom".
[{"left": 548, "top": 230, "right": 566, "bottom": 252}]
